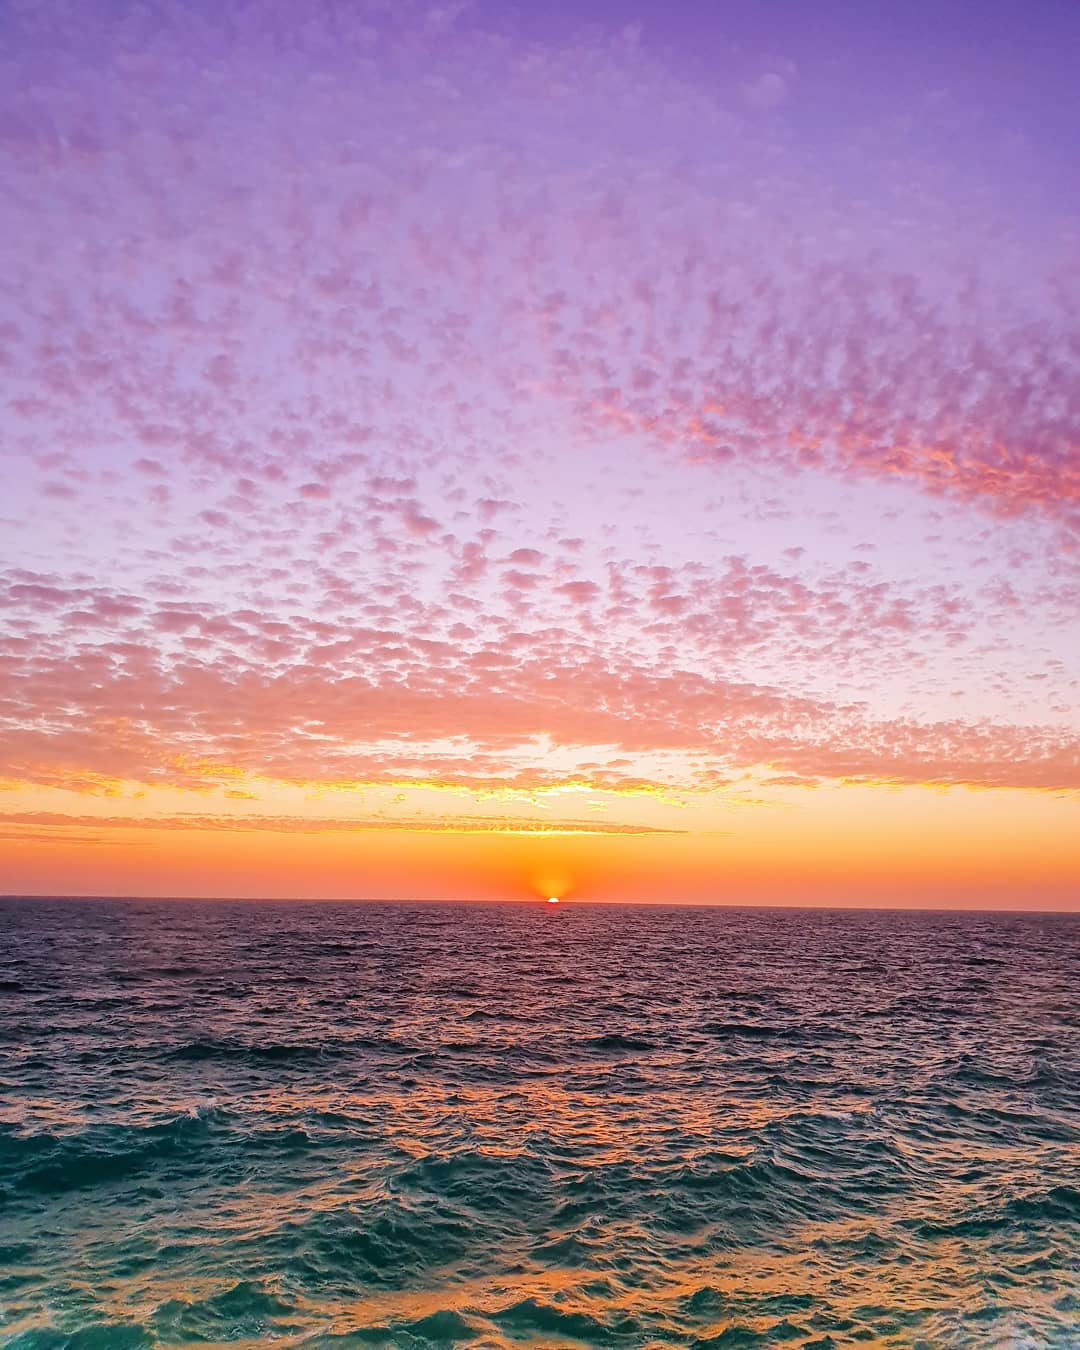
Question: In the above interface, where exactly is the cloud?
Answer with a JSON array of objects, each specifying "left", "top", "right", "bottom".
[
  {"left": 0, "top": 0, "right": 1077, "bottom": 832},
  {"left": 0, "top": 811, "right": 684, "bottom": 837}
]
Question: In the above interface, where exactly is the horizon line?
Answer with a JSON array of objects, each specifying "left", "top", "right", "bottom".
[{"left": 1, "top": 893, "right": 1076, "bottom": 916}]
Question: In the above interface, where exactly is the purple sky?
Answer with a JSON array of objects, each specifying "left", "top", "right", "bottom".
[{"left": 1, "top": 0, "right": 1077, "bottom": 903}]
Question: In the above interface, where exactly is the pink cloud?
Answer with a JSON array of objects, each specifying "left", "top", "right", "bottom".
[{"left": 0, "top": 0, "right": 1076, "bottom": 831}]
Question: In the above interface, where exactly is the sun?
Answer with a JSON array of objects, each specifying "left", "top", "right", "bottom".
[{"left": 531, "top": 870, "right": 572, "bottom": 904}]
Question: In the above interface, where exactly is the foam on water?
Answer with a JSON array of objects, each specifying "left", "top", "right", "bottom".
[{"left": 0, "top": 898, "right": 1077, "bottom": 1348}]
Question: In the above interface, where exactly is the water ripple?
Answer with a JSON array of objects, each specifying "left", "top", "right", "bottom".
[{"left": 0, "top": 898, "right": 1077, "bottom": 1348}]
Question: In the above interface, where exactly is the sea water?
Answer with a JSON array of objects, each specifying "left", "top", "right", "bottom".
[{"left": 0, "top": 898, "right": 1076, "bottom": 1348}]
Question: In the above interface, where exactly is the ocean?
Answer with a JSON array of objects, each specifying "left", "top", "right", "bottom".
[{"left": 0, "top": 898, "right": 1076, "bottom": 1348}]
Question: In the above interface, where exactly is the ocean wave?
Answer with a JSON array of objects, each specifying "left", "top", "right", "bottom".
[
  {"left": 272, "top": 1198, "right": 486, "bottom": 1293},
  {"left": 2, "top": 899, "right": 1077, "bottom": 1349},
  {"left": 390, "top": 1148, "right": 555, "bottom": 1224},
  {"left": 170, "top": 1037, "right": 341, "bottom": 1062},
  {"left": 152, "top": 1280, "right": 298, "bottom": 1343},
  {"left": 3, "top": 1323, "right": 154, "bottom": 1348},
  {"left": 167, "top": 1033, "right": 418, "bottom": 1064},
  {"left": 698, "top": 1020, "right": 797, "bottom": 1040},
  {"left": 916, "top": 1184, "right": 1080, "bottom": 1239},
  {"left": 0, "top": 1113, "right": 225, "bottom": 1198},
  {"left": 304, "top": 1308, "right": 483, "bottom": 1346},
  {"left": 493, "top": 1296, "right": 641, "bottom": 1345},
  {"left": 582, "top": 1032, "right": 656, "bottom": 1052}
]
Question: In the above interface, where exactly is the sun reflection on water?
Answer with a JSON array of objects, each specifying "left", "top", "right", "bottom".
[{"left": 0, "top": 899, "right": 1076, "bottom": 1348}]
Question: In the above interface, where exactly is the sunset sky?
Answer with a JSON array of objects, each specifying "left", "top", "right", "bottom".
[{"left": 1, "top": 0, "right": 1077, "bottom": 907}]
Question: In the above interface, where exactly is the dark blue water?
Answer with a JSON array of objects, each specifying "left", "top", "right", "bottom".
[{"left": 0, "top": 898, "right": 1077, "bottom": 1348}]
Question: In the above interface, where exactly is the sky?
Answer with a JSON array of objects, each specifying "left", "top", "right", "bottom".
[{"left": 1, "top": 0, "right": 1077, "bottom": 908}]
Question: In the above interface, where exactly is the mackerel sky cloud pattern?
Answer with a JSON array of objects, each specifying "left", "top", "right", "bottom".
[{"left": 1, "top": 0, "right": 1078, "bottom": 902}]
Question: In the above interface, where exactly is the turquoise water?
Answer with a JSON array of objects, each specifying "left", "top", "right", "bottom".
[{"left": 0, "top": 898, "right": 1077, "bottom": 1348}]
